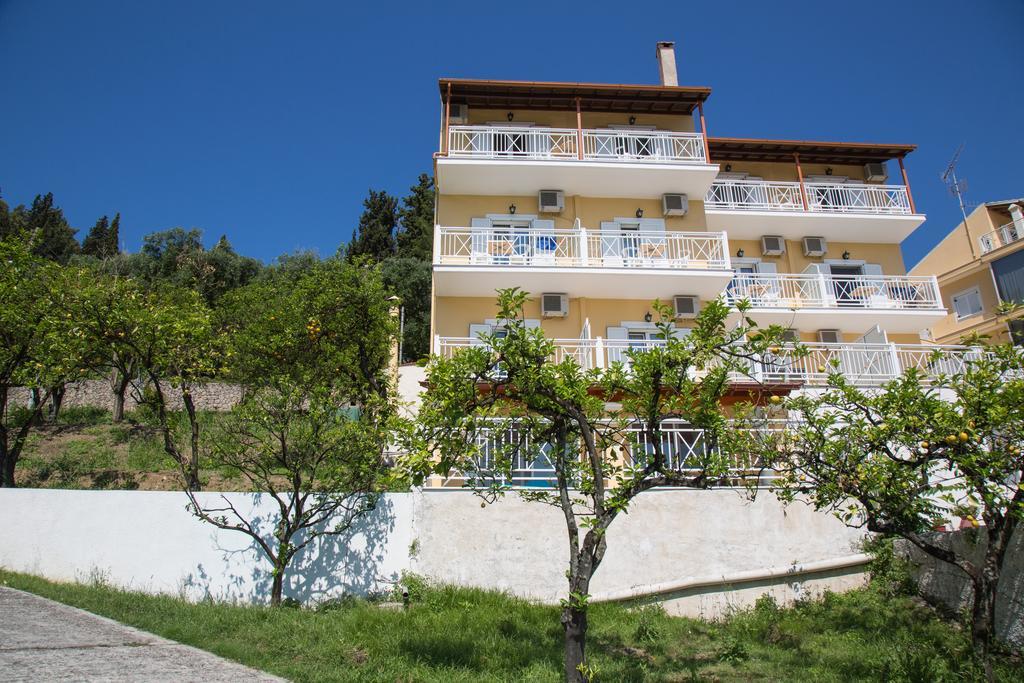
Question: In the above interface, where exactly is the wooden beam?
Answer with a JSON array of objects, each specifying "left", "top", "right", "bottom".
[
  {"left": 697, "top": 101, "right": 711, "bottom": 162},
  {"left": 794, "top": 152, "right": 809, "bottom": 211},
  {"left": 442, "top": 82, "right": 451, "bottom": 157},
  {"left": 898, "top": 156, "right": 917, "bottom": 213},
  {"left": 575, "top": 97, "right": 584, "bottom": 161}
]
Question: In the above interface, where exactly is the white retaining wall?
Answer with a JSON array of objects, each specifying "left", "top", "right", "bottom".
[{"left": 0, "top": 488, "right": 867, "bottom": 616}]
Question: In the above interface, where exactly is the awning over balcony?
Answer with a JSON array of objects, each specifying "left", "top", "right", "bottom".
[
  {"left": 708, "top": 137, "right": 916, "bottom": 164},
  {"left": 438, "top": 78, "right": 711, "bottom": 114}
]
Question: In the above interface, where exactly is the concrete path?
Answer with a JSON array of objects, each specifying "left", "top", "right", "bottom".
[{"left": 0, "top": 587, "right": 284, "bottom": 682}]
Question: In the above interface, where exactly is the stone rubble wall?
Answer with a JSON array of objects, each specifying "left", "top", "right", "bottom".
[
  {"left": 8, "top": 380, "right": 242, "bottom": 413},
  {"left": 901, "top": 528, "right": 1024, "bottom": 646}
]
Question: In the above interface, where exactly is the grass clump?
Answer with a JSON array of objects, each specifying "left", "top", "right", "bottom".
[{"left": 1, "top": 568, "right": 1019, "bottom": 682}]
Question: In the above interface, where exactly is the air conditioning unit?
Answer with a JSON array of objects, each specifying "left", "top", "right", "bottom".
[
  {"left": 761, "top": 235, "right": 785, "bottom": 256},
  {"left": 817, "top": 329, "right": 842, "bottom": 344},
  {"left": 864, "top": 162, "right": 888, "bottom": 182},
  {"left": 781, "top": 329, "right": 799, "bottom": 343},
  {"left": 673, "top": 295, "right": 700, "bottom": 318},
  {"left": 541, "top": 293, "right": 569, "bottom": 318},
  {"left": 448, "top": 102, "right": 469, "bottom": 124},
  {"left": 662, "top": 193, "right": 688, "bottom": 216},
  {"left": 803, "top": 236, "right": 827, "bottom": 257},
  {"left": 538, "top": 190, "right": 565, "bottom": 213}
]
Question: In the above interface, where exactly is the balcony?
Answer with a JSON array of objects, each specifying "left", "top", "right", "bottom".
[
  {"left": 434, "top": 336, "right": 983, "bottom": 387},
  {"left": 427, "top": 420, "right": 759, "bottom": 489},
  {"left": 979, "top": 221, "right": 1022, "bottom": 254},
  {"left": 436, "top": 125, "right": 719, "bottom": 199},
  {"left": 433, "top": 226, "right": 734, "bottom": 299},
  {"left": 704, "top": 179, "right": 924, "bottom": 241},
  {"left": 725, "top": 272, "right": 945, "bottom": 333}
]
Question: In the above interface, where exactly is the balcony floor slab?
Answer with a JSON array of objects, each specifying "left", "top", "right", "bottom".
[
  {"left": 705, "top": 209, "right": 925, "bottom": 243},
  {"left": 433, "top": 265, "right": 734, "bottom": 300},
  {"left": 728, "top": 307, "right": 947, "bottom": 334},
  {"left": 437, "top": 157, "right": 720, "bottom": 199}
]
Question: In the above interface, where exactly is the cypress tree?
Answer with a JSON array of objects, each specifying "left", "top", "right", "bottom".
[
  {"left": 346, "top": 189, "right": 398, "bottom": 262},
  {"left": 396, "top": 174, "right": 434, "bottom": 261},
  {"left": 82, "top": 216, "right": 111, "bottom": 258}
]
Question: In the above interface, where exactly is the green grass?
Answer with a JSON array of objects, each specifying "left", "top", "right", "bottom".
[
  {"left": 1, "top": 569, "right": 1018, "bottom": 682},
  {"left": 16, "top": 410, "right": 235, "bottom": 489}
]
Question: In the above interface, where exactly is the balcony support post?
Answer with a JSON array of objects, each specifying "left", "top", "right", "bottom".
[
  {"left": 442, "top": 82, "right": 451, "bottom": 156},
  {"left": 794, "top": 153, "right": 809, "bottom": 211},
  {"left": 897, "top": 155, "right": 916, "bottom": 213},
  {"left": 697, "top": 101, "right": 711, "bottom": 162},
  {"left": 579, "top": 226, "right": 589, "bottom": 266},
  {"left": 594, "top": 336, "right": 605, "bottom": 369},
  {"left": 575, "top": 97, "right": 584, "bottom": 160},
  {"left": 888, "top": 343, "right": 901, "bottom": 380}
]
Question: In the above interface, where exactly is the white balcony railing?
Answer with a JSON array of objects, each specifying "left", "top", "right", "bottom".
[
  {"left": 705, "top": 179, "right": 915, "bottom": 215},
  {"left": 431, "top": 420, "right": 761, "bottom": 489},
  {"left": 979, "top": 221, "right": 1022, "bottom": 254},
  {"left": 434, "top": 337, "right": 985, "bottom": 387},
  {"left": 447, "top": 125, "right": 707, "bottom": 164},
  {"left": 435, "top": 226, "right": 730, "bottom": 271},
  {"left": 725, "top": 273, "right": 943, "bottom": 310},
  {"left": 743, "top": 343, "right": 987, "bottom": 385}
]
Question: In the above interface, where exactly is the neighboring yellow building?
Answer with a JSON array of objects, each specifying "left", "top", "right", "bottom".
[
  {"left": 430, "top": 42, "right": 957, "bottom": 398},
  {"left": 909, "top": 199, "right": 1024, "bottom": 345}
]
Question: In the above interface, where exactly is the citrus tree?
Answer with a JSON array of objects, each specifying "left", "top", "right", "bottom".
[
  {"left": 409, "top": 288, "right": 785, "bottom": 682},
  {"left": 186, "top": 258, "right": 399, "bottom": 606},
  {"left": 0, "top": 237, "right": 94, "bottom": 486},
  {"left": 756, "top": 344, "right": 1024, "bottom": 680}
]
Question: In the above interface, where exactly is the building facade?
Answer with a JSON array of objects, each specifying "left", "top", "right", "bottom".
[
  {"left": 429, "top": 43, "right": 972, "bottom": 401},
  {"left": 909, "top": 199, "right": 1024, "bottom": 345}
]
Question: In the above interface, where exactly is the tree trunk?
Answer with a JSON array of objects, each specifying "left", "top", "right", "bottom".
[
  {"left": 270, "top": 571, "right": 284, "bottom": 607},
  {"left": 49, "top": 384, "right": 66, "bottom": 422},
  {"left": 971, "top": 574, "right": 996, "bottom": 682},
  {"left": 112, "top": 371, "right": 130, "bottom": 422},
  {"left": 562, "top": 604, "right": 588, "bottom": 682},
  {"left": 29, "top": 388, "right": 43, "bottom": 426},
  {"left": 562, "top": 554, "right": 594, "bottom": 683},
  {"left": 182, "top": 390, "right": 201, "bottom": 491},
  {"left": 0, "top": 448, "right": 15, "bottom": 488}
]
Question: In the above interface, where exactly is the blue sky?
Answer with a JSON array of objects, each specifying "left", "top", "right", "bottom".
[{"left": 1, "top": 0, "right": 1021, "bottom": 267}]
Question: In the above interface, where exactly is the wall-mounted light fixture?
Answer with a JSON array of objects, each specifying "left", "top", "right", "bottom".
[
  {"left": 628, "top": 115, "right": 637, "bottom": 125},
  {"left": 644, "top": 311, "right": 653, "bottom": 323},
  {"left": 842, "top": 250, "right": 851, "bottom": 260},
  {"left": 507, "top": 112, "right": 514, "bottom": 121},
  {"left": 725, "top": 164, "right": 732, "bottom": 172},
  {"left": 736, "top": 248, "right": 745, "bottom": 258},
  {"left": 509, "top": 204, "right": 517, "bottom": 215},
  {"left": 635, "top": 208, "right": 644, "bottom": 218},
  {"left": 825, "top": 167, "right": 834, "bottom": 176}
]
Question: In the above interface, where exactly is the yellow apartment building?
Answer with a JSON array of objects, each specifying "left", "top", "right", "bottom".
[
  {"left": 909, "top": 199, "right": 1024, "bottom": 345},
  {"left": 428, "top": 42, "right": 970, "bottom": 406}
]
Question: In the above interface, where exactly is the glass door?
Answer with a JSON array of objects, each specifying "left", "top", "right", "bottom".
[{"left": 829, "top": 264, "right": 864, "bottom": 306}]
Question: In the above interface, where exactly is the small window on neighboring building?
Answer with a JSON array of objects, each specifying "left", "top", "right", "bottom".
[
  {"left": 951, "top": 287, "right": 983, "bottom": 321},
  {"left": 1009, "top": 319, "right": 1024, "bottom": 347}
]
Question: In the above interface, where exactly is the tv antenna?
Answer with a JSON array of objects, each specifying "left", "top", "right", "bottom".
[{"left": 941, "top": 144, "right": 976, "bottom": 257}]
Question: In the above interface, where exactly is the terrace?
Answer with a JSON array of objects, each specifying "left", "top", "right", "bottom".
[{"left": 432, "top": 225, "right": 733, "bottom": 299}]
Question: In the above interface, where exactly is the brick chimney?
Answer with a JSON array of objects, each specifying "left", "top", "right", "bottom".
[{"left": 656, "top": 41, "right": 678, "bottom": 86}]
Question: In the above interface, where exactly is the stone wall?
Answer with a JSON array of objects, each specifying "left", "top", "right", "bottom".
[
  {"left": 8, "top": 380, "right": 242, "bottom": 413},
  {"left": 901, "top": 529, "right": 1024, "bottom": 646}
]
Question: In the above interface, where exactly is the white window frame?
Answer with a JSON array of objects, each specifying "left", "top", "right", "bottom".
[{"left": 951, "top": 286, "right": 984, "bottom": 321}]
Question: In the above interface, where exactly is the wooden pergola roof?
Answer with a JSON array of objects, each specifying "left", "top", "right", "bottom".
[
  {"left": 708, "top": 137, "right": 916, "bottom": 164},
  {"left": 439, "top": 78, "right": 711, "bottom": 114}
]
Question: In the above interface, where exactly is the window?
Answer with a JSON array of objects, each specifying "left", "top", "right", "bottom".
[
  {"left": 992, "top": 250, "right": 1024, "bottom": 305},
  {"left": 951, "top": 287, "right": 983, "bottom": 321},
  {"left": 1009, "top": 319, "right": 1024, "bottom": 347}
]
